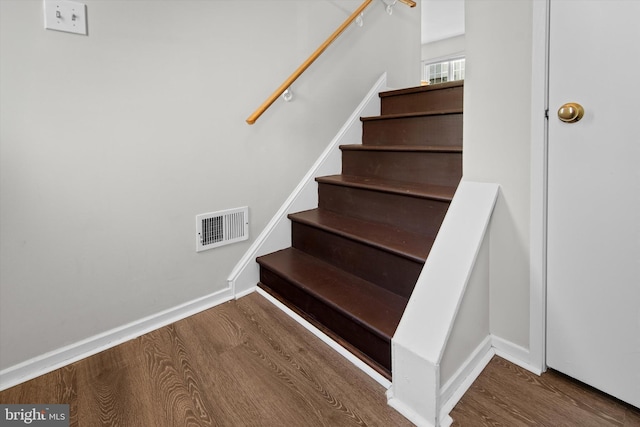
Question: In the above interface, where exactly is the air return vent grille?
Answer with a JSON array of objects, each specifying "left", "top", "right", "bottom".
[{"left": 196, "top": 207, "right": 249, "bottom": 252}]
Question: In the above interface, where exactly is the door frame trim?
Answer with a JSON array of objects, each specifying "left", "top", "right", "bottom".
[{"left": 529, "top": 0, "right": 550, "bottom": 374}]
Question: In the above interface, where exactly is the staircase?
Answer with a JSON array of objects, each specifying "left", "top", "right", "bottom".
[{"left": 256, "top": 81, "right": 463, "bottom": 379}]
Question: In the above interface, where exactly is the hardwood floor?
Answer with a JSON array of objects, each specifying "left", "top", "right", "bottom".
[
  {"left": 2, "top": 292, "right": 639, "bottom": 426},
  {"left": 450, "top": 356, "right": 640, "bottom": 426},
  {"left": 0, "top": 293, "right": 411, "bottom": 426}
]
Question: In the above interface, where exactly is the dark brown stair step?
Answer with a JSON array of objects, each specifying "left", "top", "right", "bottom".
[
  {"left": 289, "top": 208, "right": 432, "bottom": 262},
  {"left": 341, "top": 146, "right": 462, "bottom": 187},
  {"left": 257, "top": 248, "right": 408, "bottom": 373},
  {"left": 317, "top": 174, "right": 457, "bottom": 201},
  {"left": 290, "top": 209, "right": 428, "bottom": 298},
  {"left": 340, "top": 144, "right": 462, "bottom": 153},
  {"left": 317, "top": 175, "right": 454, "bottom": 236},
  {"left": 380, "top": 81, "right": 464, "bottom": 115},
  {"left": 257, "top": 248, "right": 408, "bottom": 338},
  {"left": 363, "top": 109, "right": 462, "bottom": 120},
  {"left": 382, "top": 80, "right": 463, "bottom": 94},
  {"left": 361, "top": 109, "right": 462, "bottom": 147}
]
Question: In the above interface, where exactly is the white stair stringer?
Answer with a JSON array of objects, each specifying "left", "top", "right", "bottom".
[{"left": 388, "top": 181, "right": 499, "bottom": 427}]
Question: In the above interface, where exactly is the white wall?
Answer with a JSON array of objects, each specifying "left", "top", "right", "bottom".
[
  {"left": 421, "top": 34, "right": 465, "bottom": 64},
  {"left": 422, "top": 0, "right": 465, "bottom": 44},
  {"left": 0, "top": 0, "right": 420, "bottom": 371},
  {"left": 463, "top": 1, "right": 534, "bottom": 351},
  {"left": 439, "top": 234, "right": 490, "bottom": 386},
  {"left": 421, "top": 1, "right": 465, "bottom": 67}
]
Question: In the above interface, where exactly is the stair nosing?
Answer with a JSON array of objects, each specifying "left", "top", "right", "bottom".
[
  {"left": 360, "top": 108, "right": 462, "bottom": 122},
  {"left": 316, "top": 174, "right": 457, "bottom": 202},
  {"left": 257, "top": 80, "right": 464, "bottom": 377},
  {"left": 379, "top": 81, "right": 464, "bottom": 98},
  {"left": 339, "top": 144, "right": 462, "bottom": 153},
  {"left": 257, "top": 248, "right": 407, "bottom": 340},
  {"left": 288, "top": 209, "right": 431, "bottom": 263}
]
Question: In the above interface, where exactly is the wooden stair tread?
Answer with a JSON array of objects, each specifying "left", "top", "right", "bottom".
[
  {"left": 360, "top": 108, "right": 462, "bottom": 122},
  {"left": 340, "top": 144, "right": 462, "bottom": 153},
  {"left": 317, "top": 174, "right": 457, "bottom": 201},
  {"left": 256, "top": 247, "right": 408, "bottom": 340},
  {"left": 379, "top": 81, "right": 464, "bottom": 98},
  {"left": 257, "top": 80, "right": 464, "bottom": 377},
  {"left": 289, "top": 208, "right": 433, "bottom": 262}
]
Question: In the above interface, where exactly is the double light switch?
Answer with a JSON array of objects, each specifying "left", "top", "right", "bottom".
[{"left": 44, "top": 0, "right": 87, "bottom": 35}]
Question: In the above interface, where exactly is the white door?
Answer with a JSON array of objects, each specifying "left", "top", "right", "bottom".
[{"left": 546, "top": 1, "right": 640, "bottom": 408}]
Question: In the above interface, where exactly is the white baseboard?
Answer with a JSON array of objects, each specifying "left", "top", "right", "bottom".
[
  {"left": 439, "top": 336, "right": 494, "bottom": 417},
  {"left": 439, "top": 334, "right": 543, "bottom": 426},
  {"left": 492, "top": 334, "right": 542, "bottom": 375},
  {"left": 234, "top": 285, "right": 256, "bottom": 300},
  {"left": 255, "top": 287, "right": 391, "bottom": 389},
  {"left": 0, "top": 286, "right": 234, "bottom": 391},
  {"left": 439, "top": 414, "right": 454, "bottom": 427},
  {"left": 386, "top": 393, "right": 435, "bottom": 427},
  {"left": 439, "top": 337, "right": 495, "bottom": 425}
]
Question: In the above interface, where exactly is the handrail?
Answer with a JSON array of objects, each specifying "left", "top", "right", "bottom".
[{"left": 246, "top": 0, "right": 415, "bottom": 125}]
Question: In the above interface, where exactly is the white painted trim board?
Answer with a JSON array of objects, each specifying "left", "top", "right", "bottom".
[
  {"left": 439, "top": 336, "right": 493, "bottom": 415},
  {"left": 439, "top": 334, "right": 542, "bottom": 425},
  {"left": 227, "top": 72, "right": 389, "bottom": 297},
  {"left": 528, "top": 0, "right": 550, "bottom": 375},
  {"left": 0, "top": 287, "right": 234, "bottom": 391}
]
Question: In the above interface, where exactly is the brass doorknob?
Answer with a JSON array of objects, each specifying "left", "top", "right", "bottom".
[{"left": 557, "top": 102, "right": 584, "bottom": 123}]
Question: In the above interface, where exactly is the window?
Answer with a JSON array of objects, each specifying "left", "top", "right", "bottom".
[{"left": 422, "top": 58, "right": 465, "bottom": 85}]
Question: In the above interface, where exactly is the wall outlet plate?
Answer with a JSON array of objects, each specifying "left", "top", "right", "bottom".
[{"left": 44, "top": 0, "right": 87, "bottom": 35}]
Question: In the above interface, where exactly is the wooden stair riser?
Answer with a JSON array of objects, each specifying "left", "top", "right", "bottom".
[
  {"left": 318, "top": 182, "right": 451, "bottom": 236},
  {"left": 381, "top": 86, "right": 464, "bottom": 115},
  {"left": 256, "top": 82, "right": 464, "bottom": 378},
  {"left": 291, "top": 222, "right": 423, "bottom": 299},
  {"left": 341, "top": 150, "right": 462, "bottom": 187},
  {"left": 362, "top": 113, "right": 462, "bottom": 146},
  {"left": 258, "top": 270, "right": 392, "bottom": 372}
]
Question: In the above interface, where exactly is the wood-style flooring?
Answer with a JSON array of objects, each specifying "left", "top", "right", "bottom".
[
  {"left": 2, "top": 292, "right": 639, "bottom": 426},
  {"left": 451, "top": 356, "right": 640, "bottom": 426},
  {"left": 0, "top": 293, "right": 411, "bottom": 426}
]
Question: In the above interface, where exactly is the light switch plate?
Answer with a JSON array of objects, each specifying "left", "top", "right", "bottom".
[{"left": 44, "top": 0, "right": 87, "bottom": 35}]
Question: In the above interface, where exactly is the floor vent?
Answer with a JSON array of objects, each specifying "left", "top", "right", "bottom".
[{"left": 196, "top": 207, "right": 249, "bottom": 252}]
